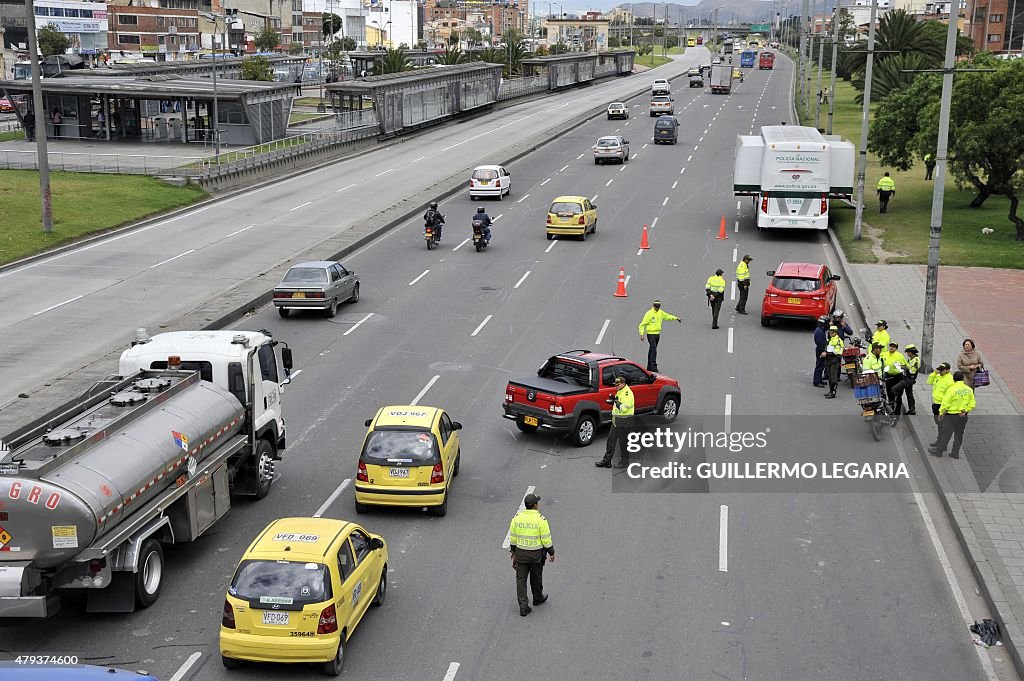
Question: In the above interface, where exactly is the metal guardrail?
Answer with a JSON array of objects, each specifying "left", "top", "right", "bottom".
[
  {"left": 198, "top": 126, "right": 378, "bottom": 175},
  {"left": 0, "top": 149, "right": 209, "bottom": 175},
  {"left": 0, "top": 119, "right": 22, "bottom": 134},
  {"left": 497, "top": 75, "right": 548, "bottom": 101}
]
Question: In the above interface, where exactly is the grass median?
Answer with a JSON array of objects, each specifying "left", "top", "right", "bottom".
[
  {"left": 0, "top": 170, "right": 206, "bottom": 266},
  {"left": 795, "top": 77, "right": 1022, "bottom": 268},
  {"left": 635, "top": 54, "right": 672, "bottom": 68}
]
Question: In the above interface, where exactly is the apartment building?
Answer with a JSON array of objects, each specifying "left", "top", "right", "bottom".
[{"left": 107, "top": 4, "right": 199, "bottom": 60}]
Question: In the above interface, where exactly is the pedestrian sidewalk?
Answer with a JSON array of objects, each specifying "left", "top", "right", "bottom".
[{"left": 840, "top": 256, "right": 1024, "bottom": 674}]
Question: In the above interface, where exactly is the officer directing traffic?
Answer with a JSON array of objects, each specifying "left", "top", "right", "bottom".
[
  {"left": 508, "top": 493, "right": 554, "bottom": 617},
  {"left": 735, "top": 255, "right": 753, "bottom": 315},
  {"left": 596, "top": 376, "right": 634, "bottom": 469},
  {"left": 705, "top": 269, "right": 726, "bottom": 329},
  {"left": 638, "top": 299, "right": 681, "bottom": 372}
]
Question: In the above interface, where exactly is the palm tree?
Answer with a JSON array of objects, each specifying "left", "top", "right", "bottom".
[
  {"left": 376, "top": 47, "right": 412, "bottom": 74},
  {"left": 440, "top": 44, "right": 466, "bottom": 65},
  {"left": 852, "top": 52, "right": 932, "bottom": 103},
  {"left": 843, "top": 9, "right": 943, "bottom": 85},
  {"left": 502, "top": 35, "right": 533, "bottom": 76},
  {"left": 477, "top": 46, "right": 502, "bottom": 64}
]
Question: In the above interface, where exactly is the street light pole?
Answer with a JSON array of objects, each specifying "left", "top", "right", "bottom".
[
  {"left": 814, "top": 0, "right": 824, "bottom": 130},
  {"left": 826, "top": 1, "right": 839, "bottom": 134},
  {"left": 852, "top": 0, "right": 878, "bottom": 241},
  {"left": 798, "top": 0, "right": 808, "bottom": 114},
  {"left": 25, "top": 0, "right": 53, "bottom": 233}
]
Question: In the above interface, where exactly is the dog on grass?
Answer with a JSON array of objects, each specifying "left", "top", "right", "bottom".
[{"left": 982, "top": 227, "right": 994, "bottom": 235}]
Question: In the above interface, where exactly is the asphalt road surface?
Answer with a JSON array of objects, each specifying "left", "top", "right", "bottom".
[{"left": 0, "top": 55, "right": 1013, "bottom": 681}]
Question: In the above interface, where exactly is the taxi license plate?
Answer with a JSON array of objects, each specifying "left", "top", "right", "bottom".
[
  {"left": 292, "top": 292, "right": 306, "bottom": 299},
  {"left": 787, "top": 297, "right": 801, "bottom": 304},
  {"left": 262, "top": 611, "right": 290, "bottom": 625},
  {"left": 389, "top": 468, "right": 410, "bottom": 478},
  {"left": 523, "top": 415, "right": 539, "bottom": 427},
  {"left": 479, "top": 180, "right": 489, "bottom": 185},
  {"left": 862, "top": 409, "right": 875, "bottom": 416}
]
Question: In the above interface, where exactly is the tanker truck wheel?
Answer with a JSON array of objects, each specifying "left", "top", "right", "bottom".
[
  {"left": 254, "top": 440, "right": 275, "bottom": 499},
  {"left": 135, "top": 538, "right": 164, "bottom": 608}
]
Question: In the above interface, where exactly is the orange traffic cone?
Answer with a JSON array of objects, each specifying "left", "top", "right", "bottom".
[
  {"left": 639, "top": 223, "right": 650, "bottom": 249},
  {"left": 614, "top": 267, "right": 628, "bottom": 297},
  {"left": 716, "top": 215, "right": 729, "bottom": 240}
]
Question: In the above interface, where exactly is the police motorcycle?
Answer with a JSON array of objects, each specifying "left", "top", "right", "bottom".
[
  {"left": 843, "top": 335, "right": 867, "bottom": 385},
  {"left": 472, "top": 207, "right": 490, "bottom": 252},
  {"left": 424, "top": 203, "right": 443, "bottom": 250},
  {"left": 851, "top": 330, "right": 899, "bottom": 441}
]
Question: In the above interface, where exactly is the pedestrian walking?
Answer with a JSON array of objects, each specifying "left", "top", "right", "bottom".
[
  {"left": 956, "top": 338, "right": 985, "bottom": 388},
  {"left": 508, "top": 493, "right": 554, "bottom": 617},
  {"left": 705, "top": 269, "right": 726, "bottom": 329},
  {"left": 95, "top": 109, "right": 105, "bottom": 139},
  {"left": 927, "top": 362, "right": 955, "bottom": 434},
  {"left": 735, "top": 255, "right": 753, "bottom": 314},
  {"left": 877, "top": 172, "right": 896, "bottom": 213},
  {"left": 813, "top": 315, "right": 828, "bottom": 387},
  {"left": 595, "top": 376, "right": 634, "bottom": 469},
  {"left": 638, "top": 299, "right": 681, "bottom": 372},
  {"left": 23, "top": 112, "right": 35, "bottom": 141},
  {"left": 891, "top": 344, "right": 921, "bottom": 415},
  {"left": 924, "top": 153, "right": 936, "bottom": 180},
  {"left": 871, "top": 320, "right": 890, "bottom": 350},
  {"left": 929, "top": 372, "right": 976, "bottom": 459},
  {"left": 823, "top": 325, "right": 844, "bottom": 398}
]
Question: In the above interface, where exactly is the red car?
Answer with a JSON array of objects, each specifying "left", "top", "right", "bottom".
[
  {"left": 502, "top": 351, "right": 681, "bottom": 447},
  {"left": 760, "top": 262, "right": 840, "bottom": 326}
]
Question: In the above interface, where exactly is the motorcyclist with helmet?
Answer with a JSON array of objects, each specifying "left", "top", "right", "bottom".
[
  {"left": 472, "top": 206, "right": 492, "bottom": 244},
  {"left": 831, "top": 309, "right": 853, "bottom": 340},
  {"left": 423, "top": 201, "right": 445, "bottom": 241}
]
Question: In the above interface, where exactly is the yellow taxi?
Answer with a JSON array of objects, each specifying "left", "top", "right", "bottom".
[
  {"left": 687, "top": 38, "right": 696, "bottom": 47},
  {"left": 546, "top": 195, "right": 598, "bottom": 240},
  {"left": 354, "top": 405, "right": 462, "bottom": 516},
  {"left": 219, "top": 517, "right": 388, "bottom": 676}
]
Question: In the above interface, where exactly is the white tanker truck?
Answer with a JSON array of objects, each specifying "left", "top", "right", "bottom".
[{"left": 0, "top": 329, "right": 292, "bottom": 618}]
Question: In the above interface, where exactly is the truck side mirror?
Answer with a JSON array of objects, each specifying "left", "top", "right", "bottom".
[{"left": 281, "top": 347, "right": 293, "bottom": 371}]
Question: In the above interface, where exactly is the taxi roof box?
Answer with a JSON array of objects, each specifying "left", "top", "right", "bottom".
[{"left": 734, "top": 135, "right": 764, "bottom": 194}]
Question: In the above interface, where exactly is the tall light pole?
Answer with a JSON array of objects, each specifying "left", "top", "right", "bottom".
[
  {"left": 852, "top": 0, "right": 878, "bottom": 241},
  {"left": 25, "top": 0, "right": 53, "bottom": 233},
  {"left": 199, "top": 12, "right": 223, "bottom": 159},
  {"left": 814, "top": 0, "right": 824, "bottom": 130},
  {"left": 826, "top": 1, "right": 840, "bottom": 134},
  {"left": 798, "top": 0, "right": 808, "bottom": 114}
]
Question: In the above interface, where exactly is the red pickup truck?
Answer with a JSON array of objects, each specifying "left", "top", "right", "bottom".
[{"left": 502, "top": 351, "right": 682, "bottom": 447}]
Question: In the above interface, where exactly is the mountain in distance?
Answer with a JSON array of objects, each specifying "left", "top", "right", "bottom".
[{"left": 614, "top": 1, "right": 778, "bottom": 25}]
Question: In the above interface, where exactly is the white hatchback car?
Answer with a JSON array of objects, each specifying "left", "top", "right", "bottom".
[{"left": 469, "top": 164, "right": 511, "bottom": 200}]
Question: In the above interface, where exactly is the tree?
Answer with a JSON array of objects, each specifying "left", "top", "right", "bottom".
[
  {"left": 477, "top": 46, "right": 501, "bottom": 63},
  {"left": 448, "top": 29, "right": 461, "bottom": 45},
  {"left": 240, "top": 55, "right": 274, "bottom": 81},
  {"left": 607, "top": 36, "right": 620, "bottom": 48},
  {"left": 637, "top": 42, "right": 653, "bottom": 56},
  {"left": 254, "top": 25, "right": 281, "bottom": 52},
  {"left": 322, "top": 13, "right": 343, "bottom": 39},
  {"left": 550, "top": 40, "right": 569, "bottom": 55},
  {"left": 288, "top": 42, "right": 304, "bottom": 55},
  {"left": 851, "top": 52, "right": 932, "bottom": 103},
  {"left": 843, "top": 9, "right": 943, "bottom": 87},
  {"left": 440, "top": 44, "right": 465, "bottom": 64},
  {"left": 502, "top": 30, "right": 532, "bottom": 76},
  {"left": 534, "top": 44, "right": 550, "bottom": 56},
  {"left": 869, "top": 56, "right": 1024, "bottom": 238},
  {"left": 376, "top": 47, "right": 412, "bottom": 74},
  {"left": 464, "top": 28, "right": 483, "bottom": 45},
  {"left": 37, "top": 24, "right": 70, "bottom": 57},
  {"left": 340, "top": 36, "right": 356, "bottom": 51}
]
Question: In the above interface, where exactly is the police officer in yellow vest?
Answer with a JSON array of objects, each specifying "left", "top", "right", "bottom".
[
  {"left": 823, "top": 325, "right": 845, "bottom": 398},
  {"left": 924, "top": 153, "right": 935, "bottom": 180},
  {"left": 892, "top": 344, "right": 921, "bottom": 415},
  {"left": 881, "top": 341, "right": 907, "bottom": 408},
  {"left": 929, "top": 371, "right": 976, "bottom": 459},
  {"left": 735, "top": 254, "right": 753, "bottom": 315},
  {"left": 508, "top": 493, "right": 554, "bottom": 616},
  {"left": 877, "top": 172, "right": 896, "bottom": 213},
  {"left": 705, "top": 269, "right": 727, "bottom": 329},
  {"left": 638, "top": 299, "right": 681, "bottom": 372},
  {"left": 927, "top": 362, "right": 955, "bottom": 434},
  {"left": 596, "top": 375, "right": 635, "bottom": 469}
]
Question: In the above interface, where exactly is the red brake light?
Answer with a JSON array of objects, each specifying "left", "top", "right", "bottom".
[
  {"left": 308, "top": 292, "right": 325, "bottom": 299},
  {"left": 430, "top": 462, "right": 444, "bottom": 484},
  {"left": 222, "top": 600, "right": 236, "bottom": 629},
  {"left": 273, "top": 292, "right": 290, "bottom": 299},
  {"left": 469, "top": 180, "right": 474, "bottom": 187},
  {"left": 820, "top": 194, "right": 828, "bottom": 214},
  {"left": 760, "top": 196, "right": 769, "bottom": 213},
  {"left": 318, "top": 603, "right": 339, "bottom": 634},
  {"left": 357, "top": 460, "right": 368, "bottom": 482},
  {"left": 578, "top": 215, "right": 586, "bottom": 225},
  {"left": 505, "top": 389, "right": 514, "bottom": 403},
  {"left": 546, "top": 214, "right": 553, "bottom": 224}
]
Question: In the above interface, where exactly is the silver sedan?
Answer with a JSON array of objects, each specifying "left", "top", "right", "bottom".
[
  {"left": 593, "top": 135, "right": 630, "bottom": 165},
  {"left": 273, "top": 260, "right": 360, "bottom": 318}
]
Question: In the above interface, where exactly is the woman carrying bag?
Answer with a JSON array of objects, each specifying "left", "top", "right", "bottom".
[{"left": 957, "top": 338, "right": 987, "bottom": 388}]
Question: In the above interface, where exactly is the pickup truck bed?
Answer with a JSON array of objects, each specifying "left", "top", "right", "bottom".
[{"left": 507, "top": 376, "right": 591, "bottom": 396}]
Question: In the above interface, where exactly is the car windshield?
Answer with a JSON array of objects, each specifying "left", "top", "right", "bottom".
[
  {"left": 230, "top": 560, "right": 331, "bottom": 603},
  {"left": 282, "top": 267, "right": 328, "bottom": 284},
  {"left": 608, "top": 102, "right": 624, "bottom": 108},
  {"left": 550, "top": 202, "right": 583, "bottom": 215},
  {"left": 539, "top": 358, "right": 591, "bottom": 385},
  {"left": 596, "top": 138, "right": 620, "bottom": 147},
  {"left": 362, "top": 429, "right": 437, "bottom": 465},
  {"left": 773, "top": 276, "right": 821, "bottom": 292},
  {"left": 655, "top": 119, "right": 675, "bottom": 129},
  {"left": 652, "top": 96, "right": 670, "bottom": 102},
  {"left": 472, "top": 168, "right": 498, "bottom": 180}
]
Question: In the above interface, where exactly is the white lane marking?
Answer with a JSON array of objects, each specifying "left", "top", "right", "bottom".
[
  {"left": 149, "top": 249, "right": 195, "bottom": 269},
  {"left": 453, "top": 237, "right": 470, "bottom": 252},
  {"left": 699, "top": 136, "right": 704, "bottom": 142},
  {"left": 502, "top": 485, "right": 536, "bottom": 548},
  {"left": 409, "top": 269, "right": 430, "bottom": 286},
  {"left": 632, "top": 153, "right": 639, "bottom": 159},
  {"left": 724, "top": 394, "right": 732, "bottom": 433},
  {"left": 576, "top": 153, "right": 585, "bottom": 160},
  {"left": 288, "top": 201, "right": 312, "bottom": 212},
  {"left": 624, "top": 121, "right": 630, "bottom": 126},
  {"left": 411, "top": 157, "right": 425, "bottom": 163},
  {"left": 728, "top": 327, "right": 734, "bottom": 353},
  {"left": 545, "top": 240, "right": 557, "bottom": 253},
  {"left": 493, "top": 214, "right": 504, "bottom": 221},
  {"left": 513, "top": 271, "right": 532, "bottom": 289},
  {"left": 411, "top": 374, "right": 441, "bottom": 406},
  {"left": 704, "top": 128, "right": 709, "bottom": 134},
  {"left": 225, "top": 225, "right": 254, "bottom": 237},
  {"left": 605, "top": 179, "right": 614, "bottom": 187},
  {"left": 735, "top": 220, "right": 740, "bottom": 233},
  {"left": 614, "top": 128, "right": 621, "bottom": 132},
  {"left": 736, "top": 200, "right": 742, "bottom": 211},
  {"left": 596, "top": 319, "right": 611, "bottom": 345},
  {"left": 680, "top": 167, "right": 686, "bottom": 174},
  {"left": 374, "top": 168, "right": 394, "bottom": 177},
  {"left": 619, "top": 165, "right": 626, "bottom": 173},
  {"left": 672, "top": 181, "right": 678, "bottom": 189},
  {"left": 592, "top": 194, "right": 599, "bottom": 201},
  {"left": 732, "top": 247, "right": 738, "bottom": 262},
  {"left": 342, "top": 312, "right": 374, "bottom": 336},
  {"left": 687, "top": 155, "right": 693, "bottom": 162},
  {"left": 313, "top": 479, "right": 352, "bottom": 518},
  {"left": 289, "top": 369, "right": 303, "bottom": 379},
  {"left": 730, "top": 280, "right": 737, "bottom": 301},
  {"left": 540, "top": 178, "right": 551, "bottom": 185},
  {"left": 169, "top": 652, "right": 203, "bottom": 681},
  {"left": 662, "top": 197, "right": 669, "bottom": 206},
  {"left": 694, "top": 145, "right": 699, "bottom": 150},
  {"left": 31, "top": 296, "right": 85, "bottom": 318},
  {"left": 443, "top": 662, "right": 461, "bottom": 681},
  {"left": 637, "top": 248, "right": 643, "bottom": 256},
  {"left": 560, "top": 164, "right": 570, "bottom": 172},
  {"left": 651, "top": 217, "right": 659, "bottom": 228},
  {"left": 642, "top": 143, "right": 648, "bottom": 149},
  {"left": 719, "top": 505, "right": 729, "bottom": 572},
  {"left": 517, "top": 193, "right": 531, "bottom": 203},
  {"left": 471, "top": 314, "right": 493, "bottom": 337},
  {"left": 336, "top": 183, "right": 357, "bottom": 193},
  {"left": 624, "top": 275, "right": 631, "bottom": 288}
]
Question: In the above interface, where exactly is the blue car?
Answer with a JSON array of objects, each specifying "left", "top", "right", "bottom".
[{"left": 0, "top": 662, "right": 160, "bottom": 680}]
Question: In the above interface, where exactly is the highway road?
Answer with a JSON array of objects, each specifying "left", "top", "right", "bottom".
[{"left": 1, "top": 54, "right": 1014, "bottom": 681}]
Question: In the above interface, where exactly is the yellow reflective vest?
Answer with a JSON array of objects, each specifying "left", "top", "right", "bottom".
[
  {"left": 862, "top": 353, "right": 883, "bottom": 373},
  {"left": 509, "top": 508, "right": 553, "bottom": 552},
  {"left": 872, "top": 329, "right": 891, "bottom": 349},
  {"left": 882, "top": 350, "right": 906, "bottom": 376},
  {"left": 826, "top": 335, "right": 844, "bottom": 355},
  {"left": 612, "top": 384, "right": 635, "bottom": 422},
  {"left": 736, "top": 261, "right": 750, "bottom": 282},
  {"left": 928, "top": 371, "right": 955, "bottom": 405},
  {"left": 705, "top": 275, "right": 726, "bottom": 293},
  {"left": 639, "top": 308, "right": 679, "bottom": 336},
  {"left": 940, "top": 380, "right": 976, "bottom": 415},
  {"left": 878, "top": 176, "right": 896, "bottom": 192}
]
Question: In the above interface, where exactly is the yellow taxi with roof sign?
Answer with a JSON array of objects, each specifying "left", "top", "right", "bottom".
[
  {"left": 219, "top": 517, "right": 388, "bottom": 676},
  {"left": 354, "top": 405, "right": 462, "bottom": 516},
  {"left": 546, "top": 195, "right": 598, "bottom": 240}
]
